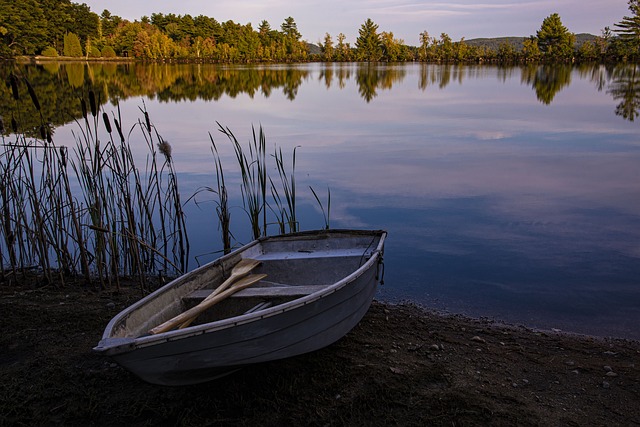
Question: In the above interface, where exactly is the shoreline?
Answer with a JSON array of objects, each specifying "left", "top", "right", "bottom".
[
  {"left": 394, "top": 301, "right": 640, "bottom": 344},
  {"left": 1, "top": 284, "right": 639, "bottom": 425}
]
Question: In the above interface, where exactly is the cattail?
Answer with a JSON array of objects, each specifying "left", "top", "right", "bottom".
[
  {"left": 11, "top": 116, "right": 17, "bottom": 133},
  {"left": 60, "top": 146, "right": 67, "bottom": 168},
  {"left": 0, "top": 115, "right": 4, "bottom": 134},
  {"left": 46, "top": 128, "right": 52, "bottom": 144},
  {"left": 24, "top": 78, "right": 41, "bottom": 112},
  {"left": 114, "top": 118, "right": 125, "bottom": 143},
  {"left": 144, "top": 111, "right": 151, "bottom": 133},
  {"left": 89, "top": 90, "right": 97, "bottom": 117},
  {"left": 157, "top": 139, "right": 172, "bottom": 162},
  {"left": 40, "top": 124, "right": 46, "bottom": 140},
  {"left": 81, "top": 98, "right": 87, "bottom": 119},
  {"left": 102, "top": 112, "right": 112, "bottom": 133},
  {"left": 9, "top": 74, "right": 19, "bottom": 100}
]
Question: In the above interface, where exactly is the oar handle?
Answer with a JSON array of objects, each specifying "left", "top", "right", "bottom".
[
  {"left": 149, "top": 274, "right": 267, "bottom": 335},
  {"left": 202, "top": 259, "right": 261, "bottom": 303}
]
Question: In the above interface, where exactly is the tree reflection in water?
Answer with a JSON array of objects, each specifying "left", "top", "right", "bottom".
[
  {"left": 1, "top": 62, "right": 639, "bottom": 139},
  {"left": 607, "top": 64, "right": 640, "bottom": 122}
]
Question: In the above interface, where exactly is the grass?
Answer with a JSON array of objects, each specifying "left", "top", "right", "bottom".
[{"left": 1, "top": 74, "right": 189, "bottom": 290}]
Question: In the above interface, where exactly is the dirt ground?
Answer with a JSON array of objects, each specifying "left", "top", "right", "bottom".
[{"left": 1, "top": 282, "right": 639, "bottom": 426}]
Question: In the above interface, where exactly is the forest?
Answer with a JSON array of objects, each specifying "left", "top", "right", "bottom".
[{"left": 1, "top": 0, "right": 640, "bottom": 63}]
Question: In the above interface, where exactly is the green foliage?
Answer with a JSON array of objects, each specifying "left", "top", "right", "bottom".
[
  {"left": 356, "top": 19, "right": 382, "bottom": 61},
  {"left": 0, "top": 0, "right": 99, "bottom": 57},
  {"left": 0, "top": 0, "right": 49, "bottom": 55},
  {"left": 101, "top": 46, "right": 116, "bottom": 58},
  {"left": 41, "top": 46, "right": 58, "bottom": 57},
  {"left": 497, "top": 41, "right": 517, "bottom": 62},
  {"left": 522, "top": 64, "right": 572, "bottom": 104},
  {"left": 320, "top": 33, "right": 334, "bottom": 61},
  {"left": 88, "top": 46, "right": 101, "bottom": 58},
  {"left": 63, "top": 32, "right": 83, "bottom": 57},
  {"left": 522, "top": 37, "right": 541, "bottom": 61},
  {"left": 281, "top": 17, "right": 301, "bottom": 41},
  {"left": 536, "top": 13, "right": 576, "bottom": 60},
  {"left": 0, "top": 2, "right": 629, "bottom": 64},
  {"left": 614, "top": 0, "right": 640, "bottom": 59}
]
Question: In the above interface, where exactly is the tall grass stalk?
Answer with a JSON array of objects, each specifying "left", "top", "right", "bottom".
[
  {"left": 217, "top": 123, "right": 267, "bottom": 240},
  {"left": 310, "top": 186, "right": 331, "bottom": 230},
  {"left": 271, "top": 145, "right": 299, "bottom": 233},
  {"left": 1, "top": 78, "right": 189, "bottom": 290}
]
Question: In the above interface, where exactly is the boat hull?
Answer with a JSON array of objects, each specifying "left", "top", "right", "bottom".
[{"left": 94, "top": 229, "right": 386, "bottom": 386}]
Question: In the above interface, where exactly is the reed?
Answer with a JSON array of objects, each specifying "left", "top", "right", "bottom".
[
  {"left": 310, "top": 186, "right": 331, "bottom": 230},
  {"left": 205, "top": 124, "right": 332, "bottom": 250},
  {"left": 217, "top": 123, "right": 267, "bottom": 240},
  {"left": 1, "top": 77, "right": 189, "bottom": 290},
  {"left": 1, "top": 75, "right": 331, "bottom": 290},
  {"left": 271, "top": 145, "right": 299, "bottom": 233}
]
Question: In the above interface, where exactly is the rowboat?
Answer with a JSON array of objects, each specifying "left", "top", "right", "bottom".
[{"left": 94, "top": 229, "right": 386, "bottom": 386}]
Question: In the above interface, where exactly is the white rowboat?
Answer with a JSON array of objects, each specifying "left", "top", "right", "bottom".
[{"left": 94, "top": 229, "right": 386, "bottom": 385}]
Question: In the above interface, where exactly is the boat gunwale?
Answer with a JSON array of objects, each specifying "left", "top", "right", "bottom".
[{"left": 95, "top": 229, "right": 386, "bottom": 355}]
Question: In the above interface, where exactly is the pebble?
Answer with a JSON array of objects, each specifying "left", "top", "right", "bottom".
[
  {"left": 106, "top": 302, "right": 115, "bottom": 308},
  {"left": 602, "top": 381, "right": 610, "bottom": 389},
  {"left": 429, "top": 344, "right": 440, "bottom": 351},
  {"left": 471, "top": 336, "right": 486, "bottom": 344},
  {"left": 605, "top": 371, "right": 618, "bottom": 377},
  {"left": 603, "top": 365, "right": 612, "bottom": 372}
]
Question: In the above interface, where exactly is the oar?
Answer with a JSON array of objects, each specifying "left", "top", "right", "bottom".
[
  {"left": 208, "top": 258, "right": 261, "bottom": 300},
  {"left": 177, "top": 258, "right": 261, "bottom": 329},
  {"left": 149, "top": 274, "right": 267, "bottom": 335}
]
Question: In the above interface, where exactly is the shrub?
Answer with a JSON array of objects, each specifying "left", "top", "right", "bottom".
[
  {"left": 63, "top": 32, "right": 83, "bottom": 57},
  {"left": 41, "top": 47, "right": 58, "bottom": 57},
  {"left": 101, "top": 46, "right": 116, "bottom": 58},
  {"left": 88, "top": 46, "right": 101, "bottom": 58}
]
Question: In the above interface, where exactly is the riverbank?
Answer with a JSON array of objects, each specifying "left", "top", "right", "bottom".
[{"left": 1, "top": 284, "right": 638, "bottom": 426}]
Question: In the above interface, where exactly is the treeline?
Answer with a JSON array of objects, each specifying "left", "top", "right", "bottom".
[{"left": 1, "top": 0, "right": 639, "bottom": 63}]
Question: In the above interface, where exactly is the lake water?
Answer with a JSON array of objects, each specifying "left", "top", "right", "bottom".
[{"left": 4, "top": 62, "right": 640, "bottom": 339}]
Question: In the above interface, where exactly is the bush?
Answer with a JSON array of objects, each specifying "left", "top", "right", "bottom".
[
  {"left": 63, "top": 32, "right": 83, "bottom": 57},
  {"left": 88, "top": 46, "right": 101, "bottom": 58},
  {"left": 41, "top": 47, "right": 58, "bottom": 57},
  {"left": 101, "top": 46, "right": 116, "bottom": 58}
]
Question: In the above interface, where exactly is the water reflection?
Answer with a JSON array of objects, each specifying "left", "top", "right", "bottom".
[
  {"left": 1, "top": 62, "right": 639, "bottom": 339},
  {"left": 521, "top": 64, "right": 572, "bottom": 104},
  {"left": 608, "top": 65, "right": 640, "bottom": 122},
  {"left": 2, "top": 62, "right": 640, "bottom": 138}
]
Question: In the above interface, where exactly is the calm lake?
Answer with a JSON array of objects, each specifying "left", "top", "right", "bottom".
[{"left": 4, "top": 62, "right": 640, "bottom": 339}]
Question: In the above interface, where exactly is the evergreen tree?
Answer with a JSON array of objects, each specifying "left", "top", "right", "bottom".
[
  {"left": 63, "top": 32, "right": 83, "bottom": 57},
  {"left": 614, "top": 0, "right": 640, "bottom": 58},
  {"left": 418, "top": 31, "right": 431, "bottom": 61},
  {"left": 336, "top": 33, "right": 350, "bottom": 61},
  {"left": 281, "top": 17, "right": 301, "bottom": 40},
  {"left": 355, "top": 18, "right": 382, "bottom": 61},
  {"left": 521, "top": 36, "right": 541, "bottom": 61},
  {"left": 536, "top": 13, "right": 575, "bottom": 60},
  {"left": 321, "top": 33, "right": 334, "bottom": 61},
  {"left": 258, "top": 20, "right": 271, "bottom": 36}
]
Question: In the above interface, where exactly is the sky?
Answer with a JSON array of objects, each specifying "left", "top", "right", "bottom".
[{"left": 79, "top": 0, "right": 631, "bottom": 45}]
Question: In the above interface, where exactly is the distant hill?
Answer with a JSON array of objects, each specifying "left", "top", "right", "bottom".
[
  {"left": 465, "top": 33, "right": 599, "bottom": 51},
  {"left": 306, "top": 42, "right": 322, "bottom": 55}
]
